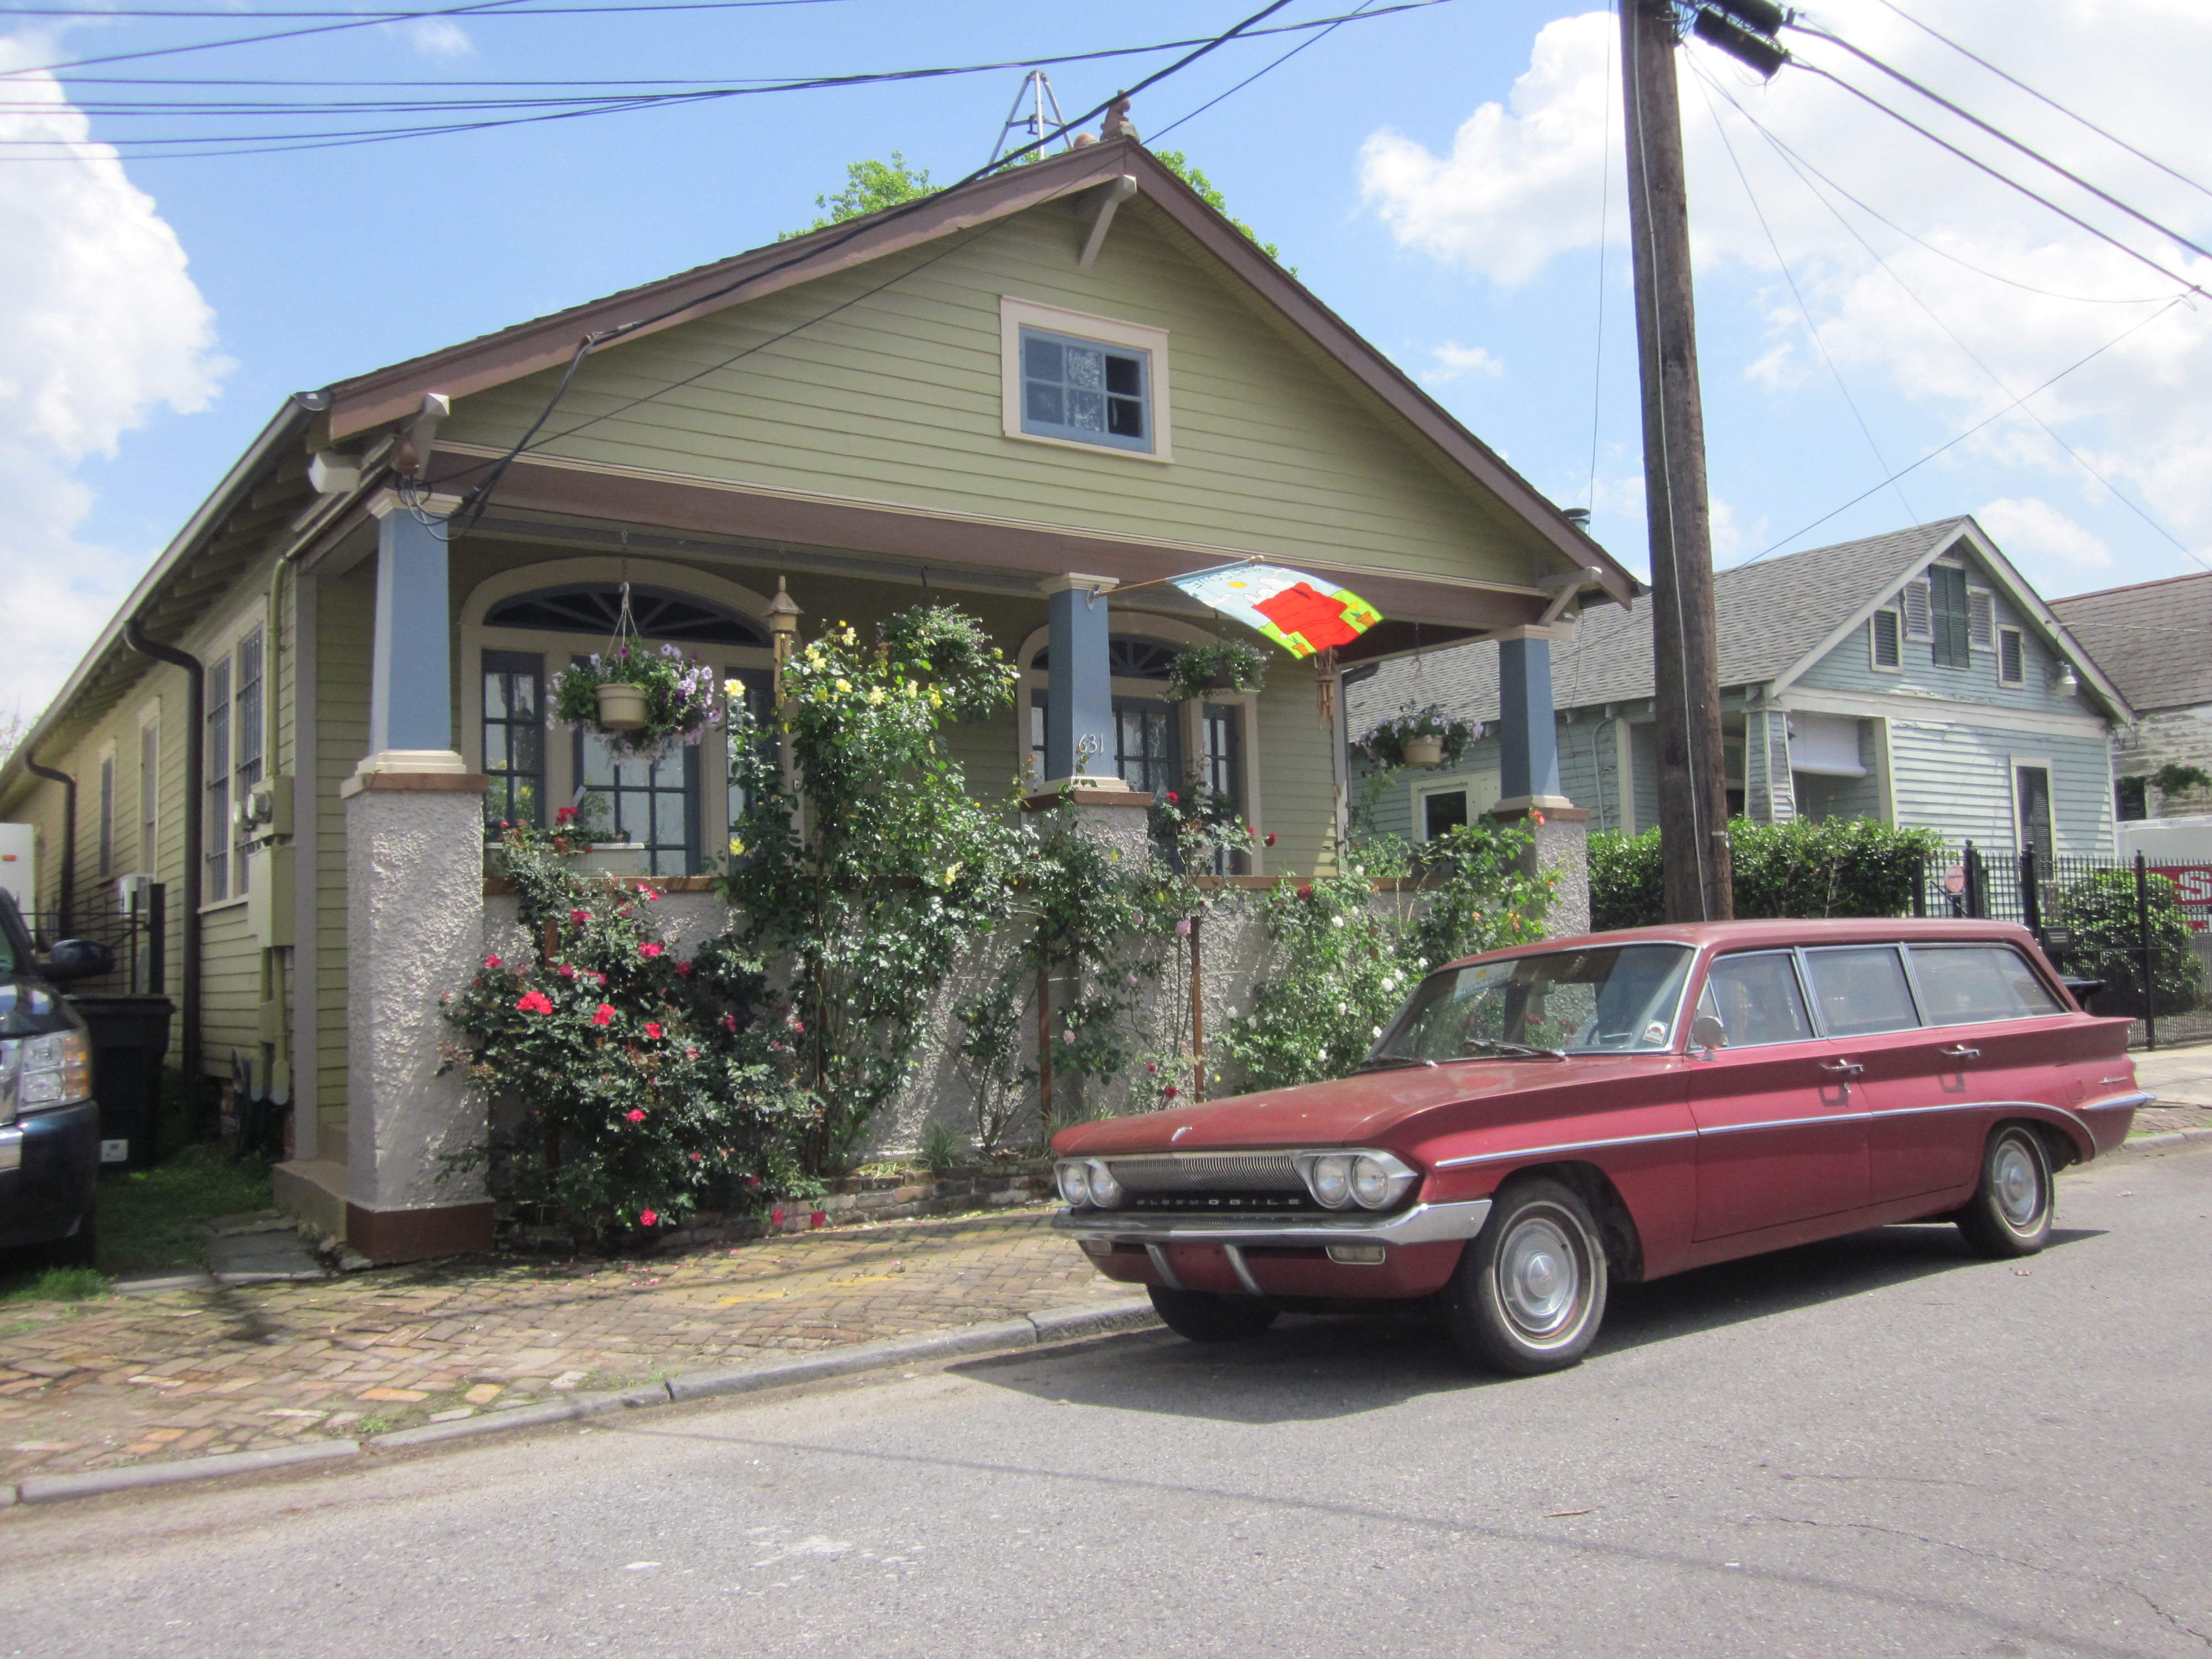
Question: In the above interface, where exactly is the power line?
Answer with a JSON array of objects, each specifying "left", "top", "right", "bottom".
[
  {"left": 0, "top": 2, "right": 1457, "bottom": 158},
  {"left": 1742, "top": 298, "right": 2192, "bottom": 565},
  {"left": 1689, "top": 62, "right": 1912, "bottom": 524},
  {"left": 1144, "top": 0, "right": 1375, "bottom": 145},
  {"left": 1692, "top": 56, "right": 2210, "bottom": 573},
  {"left": 1788, "top": 20, "right": 2212, "bottom": 267},
  {"left": 1791, "top": 60, "right": 2204, "bottom": 297},
  {"left": 1866, "top": 0, "right": 2212, "bottom": 206}
]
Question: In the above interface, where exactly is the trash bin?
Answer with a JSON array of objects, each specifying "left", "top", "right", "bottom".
[{"left": 66, "top": 994, "right": 175, "bottom": 1173}]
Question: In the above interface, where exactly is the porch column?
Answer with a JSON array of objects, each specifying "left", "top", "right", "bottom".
[
  {"left": 1490, "top": 625, "right": 1591, "bottom": 938},
  {"left": 365, "top": 493, "right": 463, "bottom": 771},
  {"left": 342, "top": 492, "right": 492, "bottom": 1262},
  {"left": 1038, "top": 573, "right": 1122, "bottom": 791}
]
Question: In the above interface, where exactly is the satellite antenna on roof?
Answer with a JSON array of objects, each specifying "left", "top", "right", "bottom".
[{"left": 987, "top": 70, "right": 1069, "bottom": 167}]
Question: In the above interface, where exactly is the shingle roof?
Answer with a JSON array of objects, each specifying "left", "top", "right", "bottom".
[
  {"left": 2049, "top": 571, "right": 2212, "bottom": 714},
  {"left": 1348, "top": 519, "right": 1970, "bottom": 730}
]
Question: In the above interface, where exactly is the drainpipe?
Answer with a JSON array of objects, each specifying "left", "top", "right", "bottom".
[
  {"left": 19, "top": 754, "right": 75, "bottom": 941},
  {"left": 124, "top": 617, "right": 204, "bottom": 1089}
]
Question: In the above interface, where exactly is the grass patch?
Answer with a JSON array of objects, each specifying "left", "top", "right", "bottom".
[
  {"left": 0, "top": 1266, "right": 110, "bottom": 1306},
  {"left": 100, "top": 1144, "right": 274, "bottom": 1276}
]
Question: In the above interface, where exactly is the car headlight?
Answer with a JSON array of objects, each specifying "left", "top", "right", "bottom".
[
  {"left": 1055, "top": 1159, "right": 1093, "bottom": 1207},
  {"left": 13, "top": 1031, "right": 91, "bottom": 1114},
  {"left": 1308, "top": 1154, "right": 1353, "bottom": 1209},
  {"left": 1350, "top": 1153, "right": 1417, "bottom": 1211},
  {"left": 1084, "top": 1160, "right": 1123, "bottom": 1209}
]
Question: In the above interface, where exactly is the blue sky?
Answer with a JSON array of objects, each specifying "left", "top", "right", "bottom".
[{"left": 4, "top": 0, "right": 2208, "bottom": 717}]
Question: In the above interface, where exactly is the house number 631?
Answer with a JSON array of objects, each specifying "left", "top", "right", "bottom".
[{"left": 1075, "top": 734, "right": 1106, "bottom": 755}]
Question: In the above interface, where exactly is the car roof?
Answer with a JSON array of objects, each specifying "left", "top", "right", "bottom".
[{"left": 1450, "top": 916, "right": 2039, "bottom": 970}]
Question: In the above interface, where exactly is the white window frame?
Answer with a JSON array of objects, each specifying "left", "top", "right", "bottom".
[
  {"left": 999, "top": 296, "right": 1173, "bottom": 464},
  {"left": 1412, "top": 769, "right": 1501, "bottom": 842},
  {"left": 1869, "top": 607, "right": 1903, "bottom": 674},
  {"left": 1997, "top": 625, "right": 2026, "bottom": 687},
  {"left": 200, "top": 602, "right": 268, "bottom": 911}
]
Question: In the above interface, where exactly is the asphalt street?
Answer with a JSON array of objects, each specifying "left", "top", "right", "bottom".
[{"left": 3, "top": 1142, "right": 2208, "bottom": 1659}]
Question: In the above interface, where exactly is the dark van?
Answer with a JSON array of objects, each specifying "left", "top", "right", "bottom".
[{"left": 1, "top": 891, "right": 113, "bottom": 1266}]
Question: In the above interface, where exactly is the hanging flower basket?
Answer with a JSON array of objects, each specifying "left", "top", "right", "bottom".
[
  {"left": 1358, "top": 705, "right": 1480, "bottom": 770},
  {"left": 547, "top": 583, "right": 725, "bottom": 765},
  {"left": 1164, "top": 638, "right": 1269, "bottom": 704}
]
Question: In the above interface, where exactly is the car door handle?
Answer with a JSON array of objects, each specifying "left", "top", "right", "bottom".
[
  {"left": 1939, "top": 1045, "right": 1980, "bottom": 1061},
  {"left": 1819, "top": 1061, "right": 1864, "bottom": 1077}
]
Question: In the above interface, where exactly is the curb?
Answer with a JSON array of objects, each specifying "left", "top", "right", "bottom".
[
  {"left": 2120, "top": 1128, "right": 2212, "bottom": 1156},
  {"left": 0, "top": 1298, "right": 1159, "bottom": 1509}
]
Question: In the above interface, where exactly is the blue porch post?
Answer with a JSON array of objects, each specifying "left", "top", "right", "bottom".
[
  {"left": 1496, "top": 628, "right": 1564, "bottom": 806},
  {"left": 1039, "top": 573, "right": 1122, "bottom": 789},
  {"left": 366, "top": 496, "right": 459, "bottom": 764}
]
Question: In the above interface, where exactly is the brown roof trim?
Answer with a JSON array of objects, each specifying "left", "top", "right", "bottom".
[{"left": 321, "top": 139, "right": 1636, "bottom": 608}]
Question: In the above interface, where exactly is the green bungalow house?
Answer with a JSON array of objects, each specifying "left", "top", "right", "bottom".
[
  {"left": 0, "top": 129, "right": 1637, "bottom": 1261},
  {"left": 1348, "top": 517, "right": 2131, "bottom": 862}
]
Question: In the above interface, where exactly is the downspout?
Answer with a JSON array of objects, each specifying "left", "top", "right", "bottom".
[
  {"left": 19, "top": 755, "right": 76, "bottom": 940},
  {"left": 124, "top": 617, "right": 203, "bottom": 1089}
]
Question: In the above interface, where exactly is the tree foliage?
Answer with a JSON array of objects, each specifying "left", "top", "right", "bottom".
[
  {"left": 1153, "top": 148, "right": 1282, "bottom": 262},
  {"left": 781, "top": 153, "right": 933, "bottom": 239},
  {"left": 2053, "top": 869, "right": 2205, "bottom": 1018}
]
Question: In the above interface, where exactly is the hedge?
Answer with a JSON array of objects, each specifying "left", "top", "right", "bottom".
[{"left": 1590, "top": 818, "right": 1948, "bottom": 931}]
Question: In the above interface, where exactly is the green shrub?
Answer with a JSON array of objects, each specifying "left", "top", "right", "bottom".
[
  {"left": 2051, "top": 869, "right": 2205, "bottom": 1018},
  {"left": 1590, "top": 817, "right": 1944, "bottom": 928}
]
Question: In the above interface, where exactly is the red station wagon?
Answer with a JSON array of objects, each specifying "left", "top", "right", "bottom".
[{"left": 1051, "top": 919, "right": 2147, "bottom": 1375}]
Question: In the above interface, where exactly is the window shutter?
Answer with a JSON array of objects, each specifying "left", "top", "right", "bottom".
[
  {"left": 1968, "top": 588, "right": 1996, "bottom": 651},
  {"left": 1871, "top": 609, "right": 1901, "bottom": 669},
  {"left": 1900, "top": 578, "right": 1933, "bottom": 641},
  {"left": 1999, "top": 629, "right": 2024, "bottom": 686}
]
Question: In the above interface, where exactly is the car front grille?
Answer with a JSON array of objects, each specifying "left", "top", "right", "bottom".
[{"left": 1102, "top": 1152, "right": 1321, "bottom": 1215}]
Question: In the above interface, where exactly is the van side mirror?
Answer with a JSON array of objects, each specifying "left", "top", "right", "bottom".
[
  {"left": 1689, "top": 1013, "right": 1727, "bottom": 1053},
  {"left": 40, "top": 938, "right": 114, "bottom": 984}
]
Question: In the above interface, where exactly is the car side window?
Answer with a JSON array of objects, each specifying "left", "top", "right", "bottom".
[
  {"left": 1803, "top": 946, "right": 1922, "bottom": 1037},
  {"left": 1908, "top": 945, "right": 2063, "bottom": 1023},
  {"left": 1698, "top": 951, "right": 1816, "bottom": 1047}
]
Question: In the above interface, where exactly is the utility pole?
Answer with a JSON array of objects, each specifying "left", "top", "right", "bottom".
[{"left": 1617, "top": 0, "right": 1786, "bottom": 922}]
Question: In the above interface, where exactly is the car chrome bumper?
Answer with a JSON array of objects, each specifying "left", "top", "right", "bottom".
[{"left": 1051, "top": 1198, "right": 1494, "bottom": 1249}]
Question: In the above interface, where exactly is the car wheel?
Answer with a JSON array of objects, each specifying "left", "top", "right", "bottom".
[
  {"left": 1146, "top": 1285, "right": 1280, "bottom": 1343},
  {"left": 1443, "top": 1178, "right": 1608, "bottom": 1375},
  {"left": 1957, "top": 1124, "right": 2053, "bottom": 1259}
]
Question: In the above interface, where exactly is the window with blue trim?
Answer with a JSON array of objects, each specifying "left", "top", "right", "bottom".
[{"left": 1019, "top": 327, "right": 1151, "bottom": 452}]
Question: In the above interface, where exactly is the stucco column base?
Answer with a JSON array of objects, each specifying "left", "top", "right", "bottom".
[
  {"left": 1490, "top": 801, "right": 1592, "bottom": 940},
  {"left": 345, "top": 770, "right": 493, "bottom": 1264},
  {"left": 1022, "top": 787, "right": 1156, "bottom": 865}
]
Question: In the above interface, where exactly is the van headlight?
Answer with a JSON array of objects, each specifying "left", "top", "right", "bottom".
[{"left": 10, "top": 1031, "right": 92, "bottom": 1114}]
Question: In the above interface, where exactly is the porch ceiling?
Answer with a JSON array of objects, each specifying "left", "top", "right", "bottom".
[{"left": 433, "top": 446, "right": 1553, "bottom": 660}]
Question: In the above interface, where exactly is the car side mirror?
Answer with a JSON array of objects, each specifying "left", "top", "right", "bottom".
[
  {"left": 40, "top": 938, "right": 114, "bottom": 984},
  {"left": 1689, "top": 1013, "right": 1727, "bottom": 1054}
]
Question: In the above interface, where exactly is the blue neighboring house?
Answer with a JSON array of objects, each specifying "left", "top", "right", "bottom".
[{"left": 1345, "top": 518, "right": 2133, "bottom": 862}]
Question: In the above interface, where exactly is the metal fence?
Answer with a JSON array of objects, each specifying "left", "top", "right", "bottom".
[
  {"left": 23, "top": 882, "right": 168, "bottom": 998},
  {"left": 1914, "top": 844, "right": 2211, "bottom": 1050}
]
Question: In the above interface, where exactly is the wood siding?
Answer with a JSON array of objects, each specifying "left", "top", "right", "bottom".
[{"left": 316, "top": 559, "right": 374, "bottom": 1144}]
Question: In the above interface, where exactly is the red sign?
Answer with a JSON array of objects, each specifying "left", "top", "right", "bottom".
[{"left": 2149, "top": 864, "right": 2212, "bottom": 932}]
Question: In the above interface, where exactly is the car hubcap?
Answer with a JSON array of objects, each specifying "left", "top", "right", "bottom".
[
  {"left": 1498, "top": 1215, "right": 1580, "bottom": 1337},
  {"left": 1994, "top": 1139, "right": 2042, "bottom": 1229}
]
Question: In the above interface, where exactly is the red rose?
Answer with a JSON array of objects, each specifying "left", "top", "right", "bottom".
[
  {"left": 556, "top": 806, "right": 577, "bottom": 823},
  {"left": 639, "top": 1208, "right": 658, "bottom": 1227},
  {"left": 771, "top": 1207, "right": 785, "bottom": 1226},
  {"left": 790, "top": 1019, "right": 805, "bottom": 1035},
  {"left": 810, "top": 1211, "right": 827, "bottom": 1228},
  {"left": 644, "top": 1022, "right": 664, "bottom": 1040},
  {"left": 1166, "top": 791, "right": 1179, "bottom": 804},
  {"left": 719, "top": 1014, "right": 738, "bottom": 1033},
  {"left": 1265, "top": 832, "right": 1277, "bottom": 847},
  {"left": 516, "top": 990, "right": 552, "bottom": 1015},
  {"left": 639, "top": 941, "right": 663, "bottom": 958},
  {"left": 569, "top": 909, "right": 591, "bottom": 926},
  {"left": 1163, "top": 1086, "right": 1178, "bottom": 1099},
  {"left": 484, "top": 954, "right": 502, "bottom": 969},
  {"left": 557, "top": 963, "right": 576, "bottom": 979},
  {"left": 593, "top": 1004, "right": 617, "bottom": 1027},
  {"left": 1297, "top": 884, "right": 1313, "bottom": 899},
  {"left": 675, "top": 961, "right": 693, "bottom": 977},
  {"left": 625, "top": 1109, "right": 646, "bottom": 1123}
]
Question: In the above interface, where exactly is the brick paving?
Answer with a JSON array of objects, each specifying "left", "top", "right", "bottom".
[{"left": 0, "top": 1205, "right": 1121, "bottom": 1484}]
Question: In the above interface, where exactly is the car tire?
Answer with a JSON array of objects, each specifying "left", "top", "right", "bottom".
[
  {"left": 1443, "top": 1178, "right": 1608, "bottom": 1376},
  {"left": 1146, "top": 1285, "right": 1280, "bottom": 1343},
  {"left": 1957, "top": 1124, "right": 2053, "bottom": 1259}
]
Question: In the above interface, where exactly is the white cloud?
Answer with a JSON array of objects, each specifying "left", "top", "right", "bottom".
[
  {"left": 1975, "top": 497, "right": 2112, "bottom": 569},
  {"left": 1707, "top": 495, "right": 1766, "bottom": 562},
  {"left": 404, "top": 17, "right": 473, "bottom": 58},
  {"left": 1360, "top": 2, "right": 2212, "bottom": 557},
  {"left": 0, "top": 37, "right": 228, "bottom": 723},
  {"left": 1422, "top": 341, "right": 1505, "bottom": 385}
]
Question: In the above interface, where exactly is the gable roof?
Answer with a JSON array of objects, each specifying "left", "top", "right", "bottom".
[
  {"left": 1346, "top": 517, "right": 2130, "bottom": 731},
  {"left": 2049, "top": 570, "right": 2212, "bottom": 713},
  {"left": 317, "top": 136, "right": 1637, "bottom": 608}
]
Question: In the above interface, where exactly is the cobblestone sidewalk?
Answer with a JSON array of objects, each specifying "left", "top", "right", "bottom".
[{"left": 0, "top": 1206, "right": 1118, "bottom": 1484}]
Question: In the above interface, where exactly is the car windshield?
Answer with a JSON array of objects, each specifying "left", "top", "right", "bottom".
[{"left": 1366, "top": 943, "right": 1695, "bottom": 1064}]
